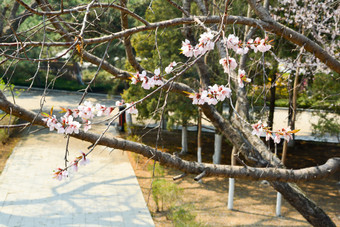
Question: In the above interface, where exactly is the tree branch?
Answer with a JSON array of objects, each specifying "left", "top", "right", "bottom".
[{"left": 0, "top": 90, "right": 338, "bottom": 182}]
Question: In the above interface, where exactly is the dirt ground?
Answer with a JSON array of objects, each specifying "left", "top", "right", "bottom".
[{"left": 127, "top": 128, "right": 340, "bottom": 227}]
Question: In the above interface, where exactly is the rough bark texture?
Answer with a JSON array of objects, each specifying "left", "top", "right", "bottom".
[{"left": 0, "top": 91, "right": 339, "bottom": 184}]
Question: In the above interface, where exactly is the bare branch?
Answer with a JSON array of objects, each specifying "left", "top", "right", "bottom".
[{"left": 0, "top": 91, "right": 338, "bottom": 182}]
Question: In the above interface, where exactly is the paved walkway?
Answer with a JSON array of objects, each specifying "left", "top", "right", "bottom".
[{"left": 0, "top": 89, "right": 154, "bottom": 226}]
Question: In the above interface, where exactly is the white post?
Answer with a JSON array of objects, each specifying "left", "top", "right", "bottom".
[
  {"left": 228, "top": 147, "right": 237, "bottom": 210},
  {"left": 228, "top": 178, "right": 235, "bottom": 210},
  {"left": 125, "top": 112, "right": 132, "bottom": 134},
  {"left": 197, "top": 147, "right": 202, "bottom": 163},
  {"left": 276, "top": 192, "right": 282, "bottom": 216},
  {"left": 180, "top": 126, "right": 188, "bottom": 154},
  {"left": 213, "top": 133, "right": 222, "bottom": 164}
]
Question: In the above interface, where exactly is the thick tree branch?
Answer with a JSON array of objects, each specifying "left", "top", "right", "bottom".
[
  {"left": 1, "top": 14, "right": 339, "bottom": 73},
  {"left": 0, "top": 91, "right": 338, "bottom": 183}
]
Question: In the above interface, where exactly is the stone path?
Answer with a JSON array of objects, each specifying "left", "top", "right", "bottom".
[{"left": 0, "top": 89, "right": 154, "bottom": 226}]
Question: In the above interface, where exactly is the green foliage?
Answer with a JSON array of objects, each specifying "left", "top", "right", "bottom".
[
  {"left": 147, "top": 162, "right": 203, "bottom": 226},
  {"left": 306, "top": 73, "right": 340, "bottom": 111},
  {"left": 168, "top": 204, "right": 204, "bottom": 227},
  {"left": 83, "top": 69, "right": 126, "bottom": 94},
  {"left": 123, "top": 0, "right": 200, "bottom": 126},
  {"left": 312, "top": 112, "right": 340, "bottom": 142},
  {"left": 151, "top": 178, "right": 183, "bottom": 212},
  {"left": 147, "top": 162, "right": 165, "bottom": 177}
]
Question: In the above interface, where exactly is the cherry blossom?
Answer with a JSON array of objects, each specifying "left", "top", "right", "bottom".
[
  {"left": 209, "top": 84, "right": 231, "bottom": 102},
  {"left": 248, "top": 37, "right": 272, "bottom": 53},
  {"left": 251, "top": 121, "right": 300, "bottom": 144},
  {"left": 181, "top": 32, "right": 215, "bottom": 58},
  {"left": 219, "top": 57, "right": 237, "bottom": 73},
  {"left": 252, "top": 120, "right": 264, "bottom": 137},
  {"left": 273, "top": 133, "right": 282, "bottom": 144},
  {"left": 79, "top": 151, "right": 90, "bottom": 166},
  {"left": 42, "top": 101, "right": 115, "bottom": 135},
  {"left": 83, "top": 121, "right": 91, "bottom": 132},
  {"left": 226, "top": 34, "right": 240, "bottom": 51},
  {"left": 187, "top": 84, "right": 231, "bottom": 105},
  {"left": 78, "top": 101, "right": 95, "bottom": 120},
  {"left": 64, "top": 116, "right": 81, "bottom": 134},
  {"left": 131, "top": 70, "right": 146, "bottom": 85},
  {"left": 53, "top": 168, "right": 69, "bottom": 181},
  {"left": 181, "top": 39, "right": 194, "bottom": 57},
  {"left": 126, "top": 103, "right": 138, "bottom": 114},
  {"left": 165, "top": 61, "right": 177, "bottom": 74},
  {"left": 70, "top": 151, "right": 89, "bottom": 172},
  {"left": 130, "top": 69, "right": 164, "bottom": 89},
  {"left": 238, "top": 69, "right": 251, "bottom": 88},
  {"left": 42, "top": 115, "right": 58, "bottom": 131},
  {"left": 141, "top": 76, "right": 151, "bottom": 90},
  {"left": 150, "top": 68, "right": 164, "bottom": 87},
  {"left": 95, "top": 104, "right": 110, "bottom": 117},
  {"left": 116, "top": 100, "right": 125, "bottom": 106}
]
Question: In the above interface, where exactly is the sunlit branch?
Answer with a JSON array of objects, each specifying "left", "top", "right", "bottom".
[{"left": 0, "top": 90, "right": 338, "bottom": 183}]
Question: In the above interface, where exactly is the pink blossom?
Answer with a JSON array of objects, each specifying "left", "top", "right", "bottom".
[
  {"left": 53, "top": 168, "right": 68, "bottom": 181},
  {"left": 126, "top": 103, "right": 138, "bottom": 114},
  {"left": 165, "top": 61, "right": 177, "bottom": 74},
  {"left": 198, "top": 31, "right": 215, "bottom": 52},
  {"left": 64, "top": 116, "right": 81, "bottom": 134},
  {"left": 257, "top": 42, "right": 271, "bottom": 53},
  {"left": 83, "top": 121, "right": 91, "bottom": 132},
  {"left": 131, "top": 71, "right": 146, "bottom": 84},
  {"left": 181, "top": 39, "right": 194, "bottom": 57},
  {"left": 236, "top": 46, "right": 249, "bottom": 55},
  {"left": 219, "top": 57, "right": 237, "bottom": 73},
  {"left": 189, "top": 93, "right": 205, "bottom": 105},
  {"left": 141, "top": 76, "right": 151, "bottom": 90},
  {"left": 56, "top": 123, "right": 65, "bottom": 134},
  {"left": 252, "top": 120, "right": 263, "bottom": 137},
  {"left": 238, "top": 69, "right": 251, "bottom": 88},
  {"left": 78, "top": 101, "right": 95, "bottom": 120},
  {"left": 95, "top": 104, "right": 106, "bottom": 116},
  {"left": 279, "top": 127, "right": 293, "bottom": 142},
  {"left": 79, "top": 151, "right": 90, "bottom": 166},
  {"left": 216, "top": 85, "right": 231, "bottom": 101},
  {"left": 43, "top": 115, "right": 58, "bottom": 131},
  {"left": 103, "top": 107, "right": 114, "bottom": 116},
  {"left": 71, "top": 160, "right": 79, "bottom": 172},
  {"left": 116, "top": 100, "right": 125, "bottom": 107},
  {"left": 273, "top": 133, "right": 281, "bottom": 144},
  {"left": 226, "top": 34, "right": 239, "bottom": 51},
  {"left": 265, "top": 131, "right": 273, "bottom": 141},
  {"left": 95, "top": 104, "right": 114, "bottom": 117},
  {"left": 154, "top": 68, "right": 160, "bottom": 76}
]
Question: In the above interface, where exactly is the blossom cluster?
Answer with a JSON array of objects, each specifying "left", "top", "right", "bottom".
[
  {"left": 53, "top": 151, "right": 89, "bottom": 181},
  {"left": 226, "top": 34, "right": 272, "bottom": 55},
  {"left": 42, "top": 101, "right": 115, "bottom": 134},
  {"left": 251, "top": 120, "right": 300, "bottom": 144},
  {"left": 131, "top": 68, "right": 164, "bottom": 90},
  {"left": 115, "top": 100, "right": 138, "bottom": 114},
  {"left": 188, "top": 84, "right": 231, "bottom": 105},
  {"left": 130, "top": 32, "right": 271, "bottom": 107},
  {"left": 181, "top": 31, "right": 215, "bottom": 57}
]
